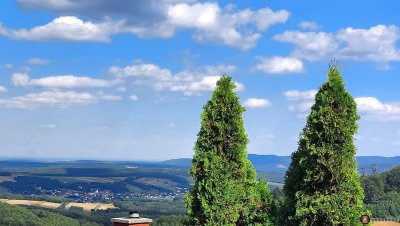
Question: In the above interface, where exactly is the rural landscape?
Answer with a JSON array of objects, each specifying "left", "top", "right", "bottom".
[
  {"left": 0, "top": 144, "right": 399, "bottom": 225},
  {"left": 1, "top": 0, "right": 399, "bottom": 225}
]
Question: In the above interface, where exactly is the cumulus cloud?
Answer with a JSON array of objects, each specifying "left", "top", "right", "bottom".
[
  {"left": 12, "top": 73, "right": 119, "bottom": 88},
  {"left": 299, "top": 21, "right": 319, "bottom": 30},
  {"left": 283, "top": 89, "right": 317, "bottom": 101},
  {"left": 5, "top": 64, "right": 14, "bottom": 69},
  {"left": 255, "top": 57, "right": 303, "bottom": 74},
  {"left": 99, "top": 94, "right": 122, "bottom": 101},
  {"left": 110, "top": 63, "right": 172, "bottom": 80},
  {"left": 10, "top": 1, "right": 289, "bottom": 49},
  {"left": 243, "top": 98, "right": 272, "bottom": 108},
  {"left": 288, "top": 102, "right": 314, "bottom": 114},
  {"left": 129, "top": 95, "right": 138, "bottom": 101},
  {"left": 0, "top": 16, "right": 118, "bottom": 42},
  {"left": 355, "top": 96, "right": 400, "bottom": 121},
  {"left": 168, "top": 3, "right": 289, "bottom": 49},
  {"left": 0, "top": 64, "right": 14, "bottom": 69},
  {"left": 284, "top": 89, "right": 317, "bottom": 115},
  {"left": 284, "top": 92, "right": 400, "bottom": 120},
  {"left": 274, "top": 24, "right": 400, "bottom": 64},
  {"left": 0, "top": 86, "right": 8, "bottom": 93},
  {"left": 274, "top": 31, "right": 338, "bottom": 61},
  {"left": 110, "top": 63, "right": 243, "bottom": 96},
  {"left": 336, "top": 25, "right": 400, "bottom": 62},
  {"left": 116, "top": 87, "right": 127, "bottom": 92},
  {"left": 28, "top": 57, "right": 51, "bottom": 65},
  {"left": 0, "top": 91, "right": 96, "bottom": 109}
]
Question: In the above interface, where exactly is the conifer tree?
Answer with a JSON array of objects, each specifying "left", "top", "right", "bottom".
[
  {"left": 185, "top": 76, "right": 272, "bottom": 226},
  {"left": 283, "top": 63, "right": 367, "bottom": 226}
]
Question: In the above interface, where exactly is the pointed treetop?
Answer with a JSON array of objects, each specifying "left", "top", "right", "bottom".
[
  {"left": 327, "top": 60, "right": 343, "bottom": 82},
  {"left": 214, "top": 75, "right": 236, "bottom": 92}
]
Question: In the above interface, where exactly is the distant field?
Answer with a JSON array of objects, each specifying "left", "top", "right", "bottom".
[
  {"left": 0, "top": 176, "right": 15, "bottom": 183},
  {"left": 373, "top": 222, "right": 400, "bottom": 226},
  {"left": 0, "top": 199, "right": 116, "bottom": 212},
  {"left": 65, "top": 202, "right": 116, "bottom": 212},
  {"left": 0, "top": 199, "right": 61, "bottom": 209}
]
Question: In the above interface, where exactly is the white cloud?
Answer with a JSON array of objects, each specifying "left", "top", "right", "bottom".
[
  {"left": 12, "top": 73, "right": 30, "bottom": 86},
  {"left": 99, "top": 94, "right": 122, "bottom": 101},
  {"left": 116, "top": 87, "right": 127, "bottom": 92},
  {"left": 110, "top": 63, "right": 172, "bottom": 80},
  {"left": 6, "top": 64, "right": 14, "bottom": 68},
  {"left": 12, "top": 73, "right": 119, "bottom": 88},
  {"left": 39, "top": 124, "right": 57, "bottom": 129},
  {"left": 129, "top": 95, "right": 138, "bottom": 101},
  {"left": 288, "top": 102, "right": 314, "bottom": 114},
  {"left": 28, "top": 57, "right": 51, "bottom": 65},
  {"left": 0, "top": 91, "right": 96, "bottom": 109},
  {"left": 255, "top": 57, "right": 304, "bottom": 74},
  {"left": 283, "top": 90, "right": 317, "bottom": 101},
  {"left": 299, "top": 21, "right": 319, "bottom": 30},
  {"left": 0, "top": 16, "right": 117, "bottom": 42},
  {"left": 110, "top": 63, "right": 243, "bottom": 96},
  {"left": 168, "top": 3, "right": 289, "bottom": 50},
  {"left": 274, "top": 24, "right": 400, "bottom": 64},
  {"left": 355, "top": 96, "right": 400, "bottom": 121},
  {"left": 336, "top": 25, "right": 400, "bottom": 62},
  {"left": 284, "top": 89, "right": 316, "bottom": 115},
  {"left": 243, "top": 98, "right": 272, "bottom": 108},
  {"left": 10, "top": 1, "right": 289, "bottom": 49},
  {"left": 18, "top": 0, "right": 75, "bottom": 9},
  {"left": 0, "top": 86, "right": 8, "bottom": 93},
  {"left": 274, "top": 31, "right": 338, "bottom": 61},
  {"left": 284, "top": 94, "right": 400, "bottom": 120},
  {"left": 0, "top": 64, "right": 14, "bottom": 69}
]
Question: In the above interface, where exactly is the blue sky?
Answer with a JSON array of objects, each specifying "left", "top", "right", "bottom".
[{"left": 0, "top": 0, "right": 399, "bottom": 160}]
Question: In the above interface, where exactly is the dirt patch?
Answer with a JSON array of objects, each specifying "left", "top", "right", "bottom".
[{"left": 373, "top": 222, "right": 400, "bottom": 226}]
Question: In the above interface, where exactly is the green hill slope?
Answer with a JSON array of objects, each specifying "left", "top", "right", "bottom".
[
  {"left": 0, "top": 202, "right": 96, "bottom": 226},
  {"left": 362, "top": 166, "right": 400, "bottom": 219}
]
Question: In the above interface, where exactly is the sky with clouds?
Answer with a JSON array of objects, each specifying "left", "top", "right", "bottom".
[{"left": 0, "top": 0, "right": 399, "bottom": 160}]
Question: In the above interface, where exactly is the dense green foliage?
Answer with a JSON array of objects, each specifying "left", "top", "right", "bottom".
[
  {"left": 0, "top": 202, "right": 90, "bottom": 226},
  {"left": 152, "top": 215, "right": 186, "bottom": 226},
  {"left": 283, "top": 64, "right": 367, "bottom": 226},
  {"left": 114, "top": 198, "right": 185, "bottom": 217},
  {"left": 362, "top": 166, "right": 400, "bottom": 218},
  {"left": 185, "top": 76, "right": 273, "bottom": 225}
]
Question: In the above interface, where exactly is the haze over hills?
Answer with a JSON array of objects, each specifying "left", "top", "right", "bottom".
[{"left": 161, "top": 154, "right": 400, "bottom": 174}]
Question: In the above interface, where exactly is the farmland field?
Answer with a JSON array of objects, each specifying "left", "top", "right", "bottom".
[
  {"left": 373, "top": 222, "right": 400, "bottom": 226},
  {"left": 65, "top": 202, "right": 116, "bottom": 212},
  {"left": 0, "top": 199, "right": 61, "bottom": 209},
  {"left": 0, "top": 199, "right": 116, "bottom": 212}
]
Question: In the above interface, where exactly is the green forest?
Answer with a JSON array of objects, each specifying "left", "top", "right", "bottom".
[{"left": 362, "top": 166, "right": 400, "bottom": 219}]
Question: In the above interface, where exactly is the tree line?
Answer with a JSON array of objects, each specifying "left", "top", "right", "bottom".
[
  {"left": 362, "top": 166, "right": 400, "bottom": 219},
  {"left": 184, "top": 63, "right": 370, "bottom": 226}
]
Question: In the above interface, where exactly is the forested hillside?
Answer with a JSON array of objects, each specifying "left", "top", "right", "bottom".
[
  {"left": 362, "top": 166, "right": 400, "bottom": 219},
  {"left": 0, "top": 202, "right": 98, "bottom": 226}
]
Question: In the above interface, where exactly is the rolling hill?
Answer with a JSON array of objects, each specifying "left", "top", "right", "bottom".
[{"left": 160, "top": 154, "right": 400, "bottom": 175}]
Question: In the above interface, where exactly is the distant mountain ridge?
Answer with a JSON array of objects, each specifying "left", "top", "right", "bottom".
[{"left": 161, "top": 154, "right": 400, "bottom": 174}]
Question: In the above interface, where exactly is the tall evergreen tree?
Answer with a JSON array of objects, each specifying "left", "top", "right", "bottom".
[
  {"left": 283, "top": 64, "right": 367, "bottom": 226},
  {"left": 185, "top": 76, "right": 272, "bottom": 226}
]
